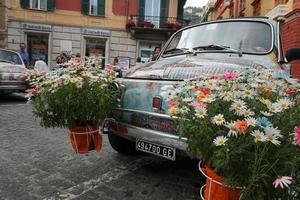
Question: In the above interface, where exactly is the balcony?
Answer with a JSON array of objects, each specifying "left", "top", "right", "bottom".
[{"left": 126, "top": 15, "right": 190, "bottom": 40}]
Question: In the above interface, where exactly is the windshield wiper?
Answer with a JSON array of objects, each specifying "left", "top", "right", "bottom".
[
  {"left": 163, "top": 48, "right": 194, "bottom": 56},
  {"left": 0, "top": 59, "right": 15, "bottom": 64},
  {"left": 193, "top": 44, "right": 243, "bottom": 57}
]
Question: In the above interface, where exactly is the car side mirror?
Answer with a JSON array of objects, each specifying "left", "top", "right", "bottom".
[{"left": 286, "top": 48, "right": 300, "bottom": 62}]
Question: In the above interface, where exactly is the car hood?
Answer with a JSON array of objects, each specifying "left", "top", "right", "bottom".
[
  {"left": 0, "top": 63, "right": 27, "bottom": 74},
  {"left": 125, "top": 54, "right": 277, "bottom": 80}
]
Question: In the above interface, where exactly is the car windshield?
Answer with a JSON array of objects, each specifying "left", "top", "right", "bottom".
[
  {"left": 0, "top": 49, "right": 23, "bottom": 65},
  {"left": 163, "top": 21, "right": 273, "bottom": 55}
]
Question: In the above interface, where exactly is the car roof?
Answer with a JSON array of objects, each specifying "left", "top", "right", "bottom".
[{"left": 187, "top": 17, "right": 276, "bottom": 29}]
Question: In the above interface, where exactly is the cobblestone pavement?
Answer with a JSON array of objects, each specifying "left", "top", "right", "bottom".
[{"left": 0, "top": 94, "right": 204, "bottom": 200}]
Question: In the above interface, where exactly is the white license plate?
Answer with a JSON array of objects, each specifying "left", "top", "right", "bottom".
[{"left": 136, "top": 139, "right": 176, "bottom": 160}]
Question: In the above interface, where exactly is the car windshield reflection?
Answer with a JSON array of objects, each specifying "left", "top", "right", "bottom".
[
  {"left": 163, "top": 21, "right": 273, "bottom": 56},
  {"left": 0, "top": 50, "right": 23, "bottom": 65}
]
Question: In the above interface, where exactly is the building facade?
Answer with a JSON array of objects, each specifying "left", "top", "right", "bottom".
[
  {"left": 203, "top": 0, "right": 294, "bottom": 21},
  {"left": 2, "top": 0, "right": 186, "bottom": 68}
]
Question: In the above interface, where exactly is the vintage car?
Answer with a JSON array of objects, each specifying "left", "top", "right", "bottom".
[
  {"left": 103, "top": 17, "right": 300, "bottom": 160},
  {"left": 0, "top": 48, "right": 27, "bottom": 95}
]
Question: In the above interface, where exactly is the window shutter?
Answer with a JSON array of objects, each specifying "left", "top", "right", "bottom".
[
  {"left": 138, "top": 0, "right": 145, "bottom": 23},
  {"left": 160, "top": 0, "right": 169, "bottom": 27},
  {"left": 81, "top": 0, "right": 89, "bottom": 15},
  {"left": 47, "top": 0, "right": 55, "bottom": 11},
  {"left": 20, "top": 0, "right": 30, "bottom": 9},
  {"left": 97, "top": 0, "right": 105, "bottom": 16}
]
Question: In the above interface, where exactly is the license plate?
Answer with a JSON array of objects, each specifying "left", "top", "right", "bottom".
[{"left": 136, "top": 139, "right": 176, "bottom": 160}]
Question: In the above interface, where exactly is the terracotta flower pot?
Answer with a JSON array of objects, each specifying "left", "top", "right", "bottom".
[
  {"left": 199, "top": 161, "right": 242, "bottom": 200},
  {"left": 69, "top": 125, "right": 102, "bottom": 153}
]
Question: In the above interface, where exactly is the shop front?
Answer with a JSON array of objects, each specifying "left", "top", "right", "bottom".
[
  {"left": 82, "top": 28, "right": 110, "bottom": 66},
  {"left": 23, "top": 23, "right": 51, "bottom": 66},
  {"left": 26, "top": 32, "right": 49, "bottom": 66},
  {"left": 138, "top": 41, "right": 163, "bottom": 62}
]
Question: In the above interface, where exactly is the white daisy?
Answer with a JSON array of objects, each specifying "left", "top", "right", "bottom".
[
  {"left": 195, "top": 107, "right": 207, "bottom": 118},
  {"left": 268, "top": 103, "right": 282, "bottom": 113},
  {"left": 220, "top": 91, "right": 234, "bottom": 101},
  {"left": 251, "top": 130, "right": 267, "bottom": 142},
  {"left": 202, "top": 95, "right": 216, "bottom": 103},
  {"left": 212, "top": 114, "right": 225, "bottom": 126},
  {"left": 265, "top": 133, "right": 281, "bottom": 145},
  {"left": 243, "top": 89, "right": 255, "bottom": 99},
  {"left": 260, "top": 111, "right": 273, "bottom": 117},
  {"left": 264, "top": 127, "right": 282, "bottom": 138},
  {"left": 178, "top": 106, "right": 190, "bottom": 114},
  {"left": 225, "top": 122, "right": 239, "bottom": 137},
  {"left": 277, "top": 98, "right": 293, "bottom": 110},
  {"left": 273, "top": 176, "right": 293, "bottom": 189},
  {"left": 246, "top": 117, "right": 257, "bottom": 127},
  {"left": 213, "top": 136, "right": 228, "bottom": 146},
  {"left": 182, "top": 97, "right": 193, "bottom": 102},
  {"left": 231, "top": 100, "right": 246, "bottom": 111},
  {"left": 241, "top": 109, "right": 254, "bottom": 117}
]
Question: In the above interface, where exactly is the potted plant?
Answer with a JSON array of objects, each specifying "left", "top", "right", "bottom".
[
  {"left": 26, "top": 57, "right": 120, "bottom": 153},
  {"left": 166, "top": 69, "right": 300, "bottom": 199}
]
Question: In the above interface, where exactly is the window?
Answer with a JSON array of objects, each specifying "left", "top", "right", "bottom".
[
  {"left": 27, "top": 32, "right": 49, "bottom": 65},
  {"left": 81, "top": 0, "right": 105, "bottom": 16},
  {"left": 30, "top": 0, "right": 47, "bottom": 10},
  {"left": 90, "top": 0, "right": 98, "bottom": 15}
]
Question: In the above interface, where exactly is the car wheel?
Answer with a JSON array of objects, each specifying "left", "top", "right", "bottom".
[{"left": 108, "top": 132, "right": 137, "bottom": 155}]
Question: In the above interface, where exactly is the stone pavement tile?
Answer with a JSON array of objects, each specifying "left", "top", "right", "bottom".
[
  {"left": 72, "top": 190, "right": 102, "bottom": 200},
  {"left": 92, "top": 185, "right": 146, "bottom": 200}
]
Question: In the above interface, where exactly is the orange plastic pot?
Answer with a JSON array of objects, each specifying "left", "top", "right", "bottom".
[
  {"left": 69, "top": 125, "right": 102, "bottom": 153},
  {"left": 199, "top": 162, "right": 242, "bottom": 200}
]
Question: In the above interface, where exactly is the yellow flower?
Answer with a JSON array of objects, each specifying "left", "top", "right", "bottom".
[{"left": 259, "top": 98, "right": 272, "bottom": 106}]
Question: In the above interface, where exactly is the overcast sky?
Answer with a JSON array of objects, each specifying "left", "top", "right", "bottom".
[{"left": 184, "top": 0, "right": 209, "bottom": 8}]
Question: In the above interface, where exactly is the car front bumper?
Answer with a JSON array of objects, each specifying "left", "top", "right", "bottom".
[
  {"left": 0, "top": 80, "right": 27, "bottom": 91},
  {"left": 102, "top": 109, "right": 187, "bottom": 151}
]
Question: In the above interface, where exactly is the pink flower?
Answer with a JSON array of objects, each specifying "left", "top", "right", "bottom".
[
  {"left": 293, "top": 126, "right": 300, "bottom": 146},
  {"left": 192, "top": 101, "right": 207, "bottom": 108},
  {"left": 25, "top": 88, "right": 35, "bottom": 94},
  {"left": 105, "top": 65, "right": 114, "bottom": 72},
  {"left": 285, "top": 88, "right": 295, "bottom": 95},
  {"left": 272, "top": 176, "right": 292, "bottom": 188},
  {"left": 167, "top": 100, "right": 178, "bottom": 107},
  {"left": 56, "top": 79, "right": 62, "bottom": 87},
  {"left": 223, "top": 72, "right": 238, "bottom": 80}
]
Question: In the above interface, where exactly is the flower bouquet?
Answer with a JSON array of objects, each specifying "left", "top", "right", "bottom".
[
  {"left": 166, "top": 69, "right": 300, "bottom": 199},
  {"left": 26, "top": 57, "right": 120, "bottom": 153}
]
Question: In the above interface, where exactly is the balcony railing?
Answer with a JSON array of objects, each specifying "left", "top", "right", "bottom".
[{"left": 126, "top": 15, "right": 190, "bottom": 32}]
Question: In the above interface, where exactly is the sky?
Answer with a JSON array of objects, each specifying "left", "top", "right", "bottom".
[{"left": 184, "top": 0, "right": 209, "bottom": 8}]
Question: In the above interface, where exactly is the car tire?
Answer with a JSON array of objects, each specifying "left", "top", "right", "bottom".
[{"left": 108, "top": 132, "right": 137, "bottom": 155}]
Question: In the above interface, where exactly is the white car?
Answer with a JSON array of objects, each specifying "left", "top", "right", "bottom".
[{"left": 0, "top": 48, "right": 27, "bottom": 95}]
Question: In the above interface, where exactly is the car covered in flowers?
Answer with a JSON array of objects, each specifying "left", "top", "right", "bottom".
[
  {"left": 103, "top": 17, "right": 300, "bottom": 161},
  {"left": 0, "top": 48, "right": 27, "bottom": 95}
]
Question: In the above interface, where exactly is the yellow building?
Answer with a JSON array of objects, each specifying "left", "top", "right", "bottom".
[
  {"left": 1, "top": 0, "right": 186, "bottom": 68},
  {"left": 203, "top": 0, "right": 293, "bottom": 21}
]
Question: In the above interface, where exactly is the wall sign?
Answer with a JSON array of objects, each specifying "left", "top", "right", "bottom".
[
  {"left": 82, "top": 28, "right": 111, "bottom": 37},
  {"left": 23, "top": 23, "right": 52, "bottom": 31}
]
